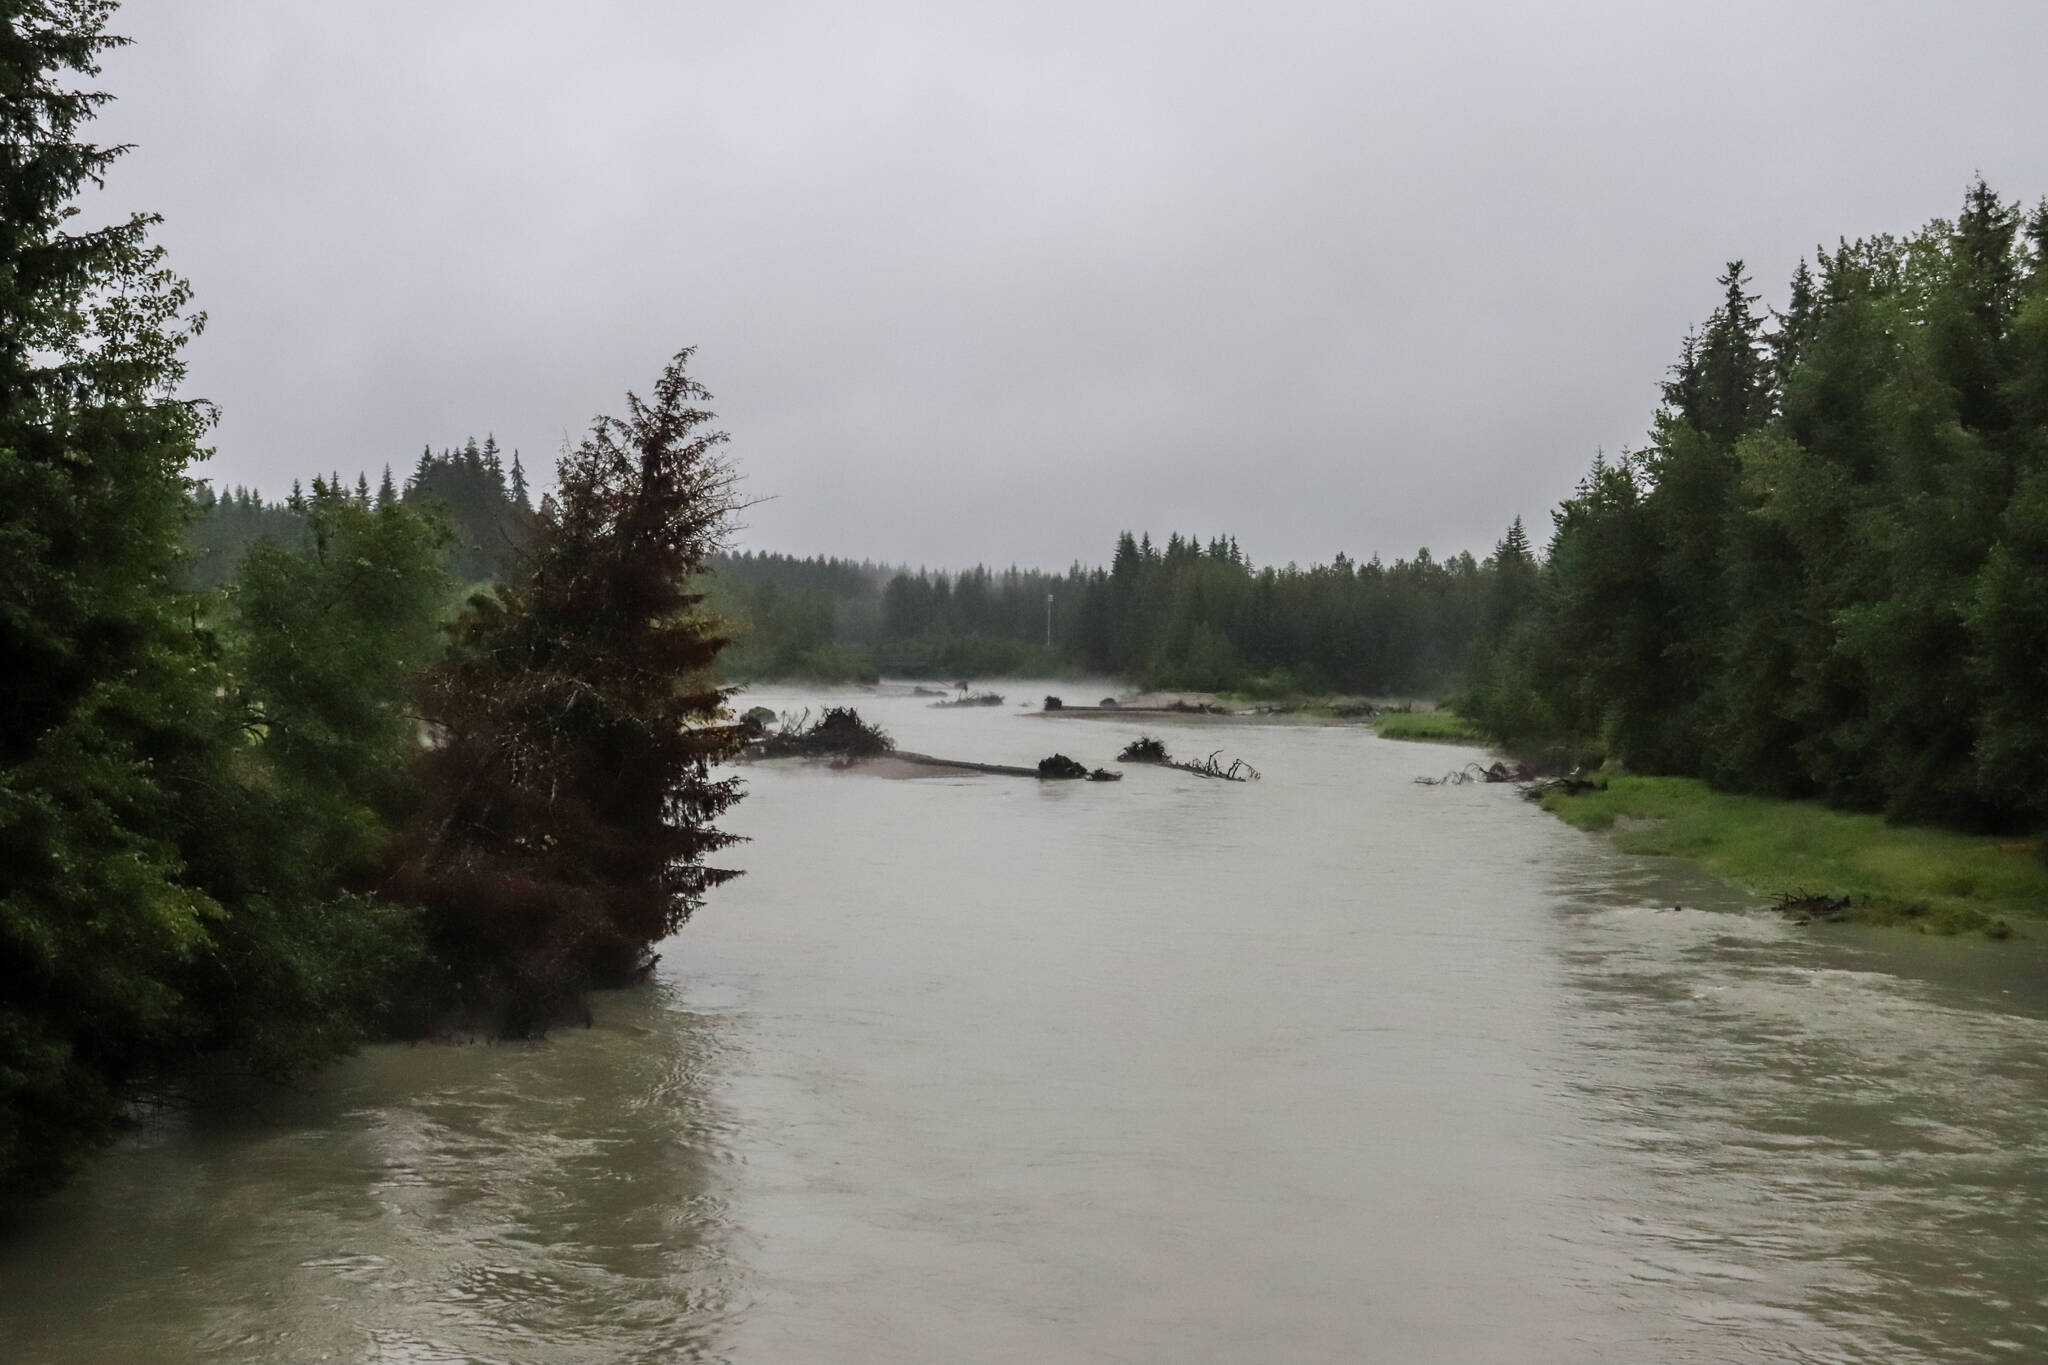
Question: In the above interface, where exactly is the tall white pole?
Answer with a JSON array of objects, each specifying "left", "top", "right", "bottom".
[{"left": 1045, "top": 592, "right": 1054, "bottom": 648}]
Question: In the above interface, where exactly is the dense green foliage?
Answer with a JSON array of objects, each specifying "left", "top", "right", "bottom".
[
  {"left": 1, "top": 8, "right": 742, "bottom": 1201},
  {"left": 1465, "top": 182, "right": 2048, "bottom": 836},
  {"left": 184, "top": 482, "right": 301, "bottom": 588},
  {"left": 189, "top": 484, "right": 446, "bottom": 1071},
  {"left": 0, "top": 7, "right": 437, "bottom": 1197},
  {"left": 0, "top": 2, "right": 217, "bottom": 1196}
]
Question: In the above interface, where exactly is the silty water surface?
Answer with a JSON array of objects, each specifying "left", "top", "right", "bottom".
[{"left": 3, "top": 684, "right": 2044, "bottom": 1363}]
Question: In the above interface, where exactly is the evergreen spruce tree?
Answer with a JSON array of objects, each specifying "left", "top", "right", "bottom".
[
  {"left": 0, "top": 1, "right": 231, "bottom": 1195},
  {"left": 390, "top": 351, "right": 746, "bottom": 1031}
]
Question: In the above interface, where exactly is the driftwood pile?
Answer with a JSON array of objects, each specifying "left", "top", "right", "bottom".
[
  {"left": 1168, "top": 749, "right": 1260, "bottom": 782},
  {"left": 1112, "top": 735, "right": 1256, "bottom": 780},
  {"left": 1415, "top": 760, "right": 1535, "bottom": 787},
  {"left": 753, "top": 706, "right": 895, "bottom": 760}
]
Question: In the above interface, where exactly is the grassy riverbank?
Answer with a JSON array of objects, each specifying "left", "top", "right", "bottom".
[{"left": 1541, "top": 776, "right": 2046, "bottom": 937}]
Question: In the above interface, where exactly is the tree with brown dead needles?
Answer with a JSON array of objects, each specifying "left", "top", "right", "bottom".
[{"left": 387, "top": 349, "right": 747, "bottom": 1034}]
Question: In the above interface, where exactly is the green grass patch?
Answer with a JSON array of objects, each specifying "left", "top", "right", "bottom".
[
  {"left": 1373, "top": 710, "right": 1484, "bottom": 743},
  {"left": 1541, "top": 776, "right": 2045, "bottom": 937}
]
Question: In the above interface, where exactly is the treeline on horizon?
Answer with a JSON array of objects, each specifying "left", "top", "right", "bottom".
[
  {"left": 3, "top": 14, "right": 744, "bottom": 1203},
  {"left": 187, "top": 434, "right": 536, "bottom": 589},
  {"left": 704, "top": 535, "right": 1496, "bottom": 696}
]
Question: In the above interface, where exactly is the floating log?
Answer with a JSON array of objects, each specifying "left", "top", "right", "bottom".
[{"left": 893, "top": 751, "right": 1039, "bottom": 777}]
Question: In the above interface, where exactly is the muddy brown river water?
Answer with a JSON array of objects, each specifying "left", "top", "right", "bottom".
[{"left": 3, "top": 685, "right": 2045, "bottom": 1363}]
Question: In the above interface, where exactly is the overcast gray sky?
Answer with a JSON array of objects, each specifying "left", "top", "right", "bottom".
[{"left": 97, "top": 0, "right": 2048, "bottom": 570}]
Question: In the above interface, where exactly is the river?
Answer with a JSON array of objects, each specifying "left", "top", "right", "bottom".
[{"left": 3, "top": 685, "right": 2045, "bottom": 1363}]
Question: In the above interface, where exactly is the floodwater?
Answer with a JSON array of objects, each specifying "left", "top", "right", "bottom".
[{"left": 4, "top": 685, "right": 2046, "bottom": 1363}]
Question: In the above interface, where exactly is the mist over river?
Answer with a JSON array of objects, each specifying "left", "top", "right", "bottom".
[{"left": 4, "top": 685, "right": 2045, "bottom": 1363}]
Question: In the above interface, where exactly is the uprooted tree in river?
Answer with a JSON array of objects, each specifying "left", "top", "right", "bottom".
[
  {"left": 1168, "top": 750, "right": 1260, "bottom": 781},
  {"left": 754, "top": 706, "right": 895, "bottom": 759},
  {"left": 388, "top": 349, "right": 747, "bottom": 1034}
]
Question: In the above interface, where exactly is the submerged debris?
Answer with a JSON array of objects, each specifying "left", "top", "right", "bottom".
[
  {"left": 1416, "top": 760, "right": 1536, "bottom": 787},
  {"left": 1118, "top": 735, "right": 1170, "bottom": 763},
  {"left": 1164, "top": 699, "right": 1233, "bottom": 715},
  {"left": 1037, "top": 753, "right": 1089, "bottom": 779},
  {"left": 1088, "top": 768, "right": 1122, "bottom": 782},
  {"left": 1773, "top": 890, "right": 1854, "bottom": 924},
  {"left": 934, "top": 690, "right": 1005, "bottom": 707},
  {"left": 1166, "top": 749, "right": 1260, "bottom": 781}
]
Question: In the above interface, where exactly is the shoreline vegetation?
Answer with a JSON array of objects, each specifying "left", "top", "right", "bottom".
[
  {"left": 0, "top": 5, "right": 750, "bottom": 1201},
  {"left": 1359, "top": 702, "right": 2043, "bottom": 939},
  {"left": 1537, "top": 777, "right": 2044, "bottom": 939}
]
